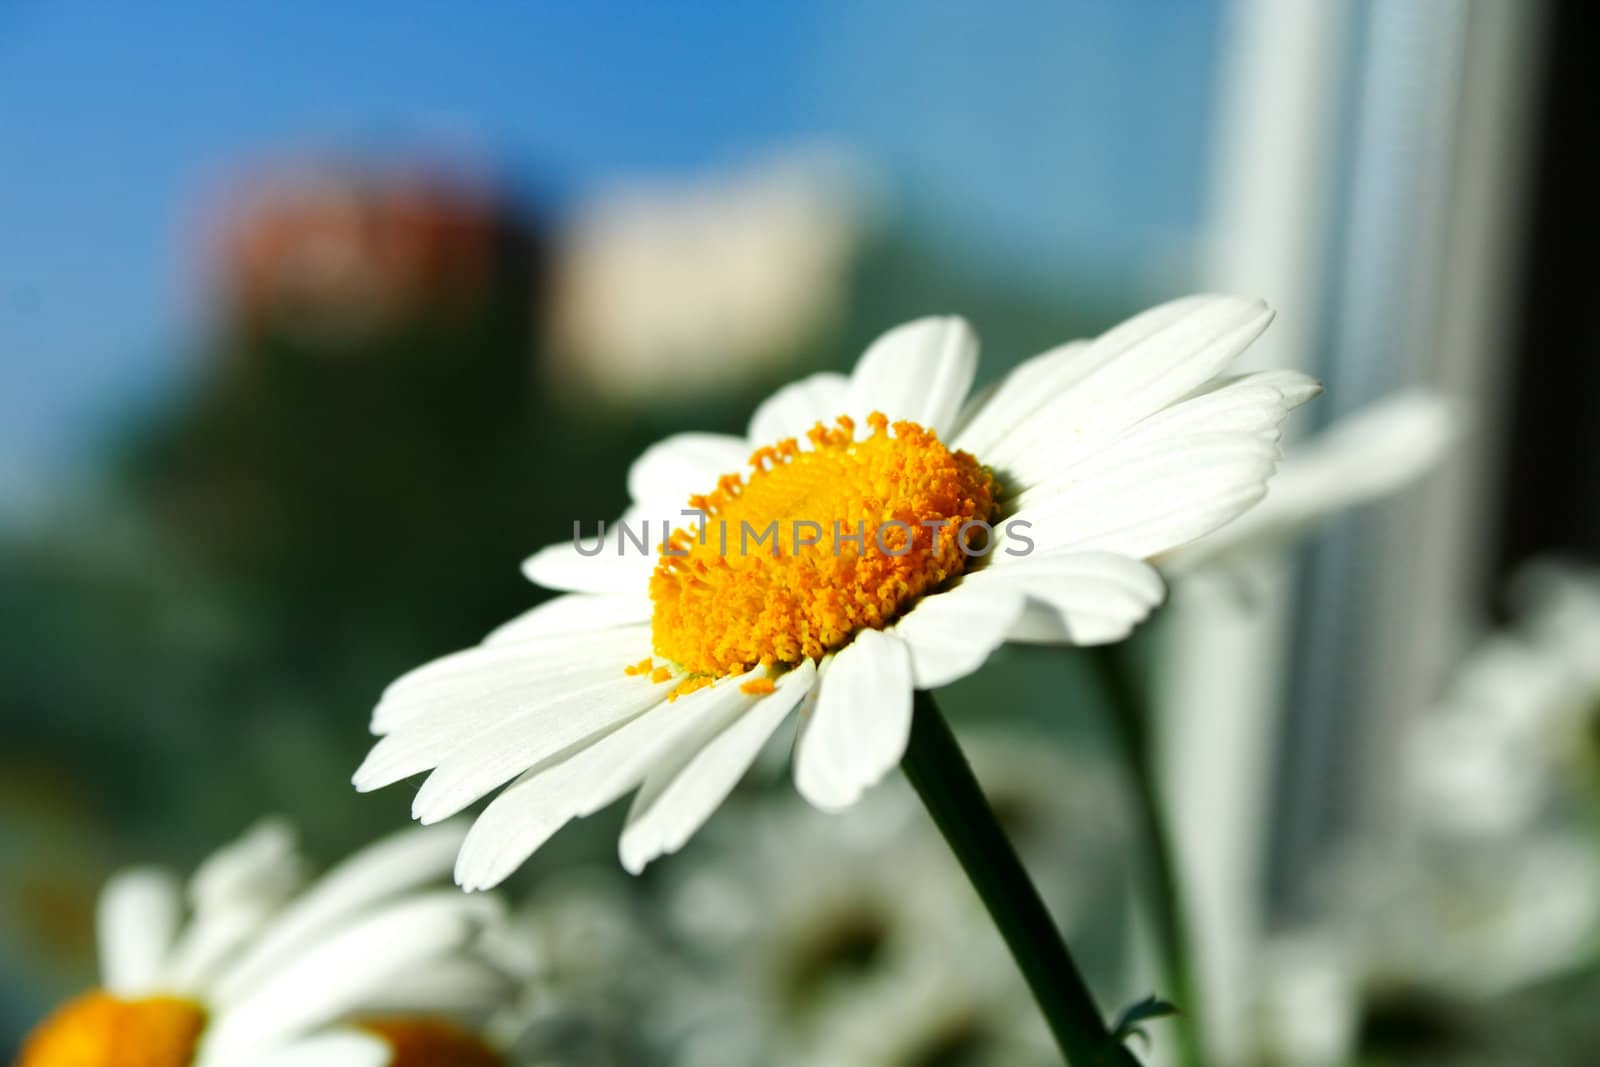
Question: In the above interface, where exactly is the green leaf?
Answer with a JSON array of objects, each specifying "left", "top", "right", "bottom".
[{"left": 1112, "top": 994, "right": 1181, "bottom": 1047}]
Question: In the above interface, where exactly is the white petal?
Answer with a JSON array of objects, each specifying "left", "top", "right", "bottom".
[
  {"left": 210, "top": 822, "right": 467, "bottom": 1004},
  {"left": 186, "top": 819, "right": 300, "bottom": 913},
  {"left": 359, "top": 657, "right": 653, "bottom": 793},
  {"left": 484, "top": 593, "right": 652, "bottom": 645},
  {"left": 620, "top": 661, "right": 817, "bottom": 873},
  {"left": 626, "top": 432, "right": 749, "bottom": 509},
  {"left": 200, "top": 1030, "right": 390, "bottom": 1067},
  {"left": 845, "top": 317, "right": 977, "bottom": 436},
  {"left": 163, "top": 820, "right": 304, "bottom": 992},
  {"left": 520, "top": 506, "right": 661, "bottom": 596},
  {"left": 98, "top": 868, "right": 183, "bottom": 996},
  {"left": 747, "top": 371, "right": 850, "bottom": 445},
  {"left": 1093, "top": 369, "right": 1321, "bottom": 467},
  {"left": 351, "top": 958, "right": 516, "bottom": 1018},
  {"left": 978, "top": 295, "right": 1275, "bottom": 488},
  {"left": 967, "top": 551, "right": 1166, "bottom": 646},
  {"left": 1159, "top": 391, "right": 1453, "bottom": 574},
  {"left": 205, "top": 892, "right": 501, "bottom": 1054},
  {"left": 891, "top": 582, "right": 1026, "bottom": 688},
  {"left": 409, "top": 674, "right": 668, "bottom": 824},
  {"left": 996, "top": 434, "right": 1281, "bottom": 560},
  {"left": 370, "top": 624, "right": 649, "bottom": 735},
  {"left": 951, "top": 339, "right": 1097, "bottom": 456},
  {"left": 164, "top": 903, "right": 276, "bottom": 996},
  {"left": 453, "top": 672, "right": 761, "bottom": 890},
  {"left": 794, "top": 630, "right": 913, "bottom": 812}
]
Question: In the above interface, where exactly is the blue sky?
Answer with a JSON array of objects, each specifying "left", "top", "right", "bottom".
[{"left": 0, "top": 1, "right": 1222, "bottom": 500}]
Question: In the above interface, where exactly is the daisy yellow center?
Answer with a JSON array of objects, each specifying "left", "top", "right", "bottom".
[
  {"left": 15, "top": 991, "right": 207, "bottom": 1067},
  {"left": 359, "top": 1017, "right": 504, "bottom": 1067},
  {"left": 648, "top": 412, "right": 996, "bottom": 681}
]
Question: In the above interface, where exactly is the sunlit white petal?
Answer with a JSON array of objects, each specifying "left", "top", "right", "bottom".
[
  {"left": 621, "top": 660, "right": 817, "bottom": 872},
  {"left": 97, "top": 869, "right": 184, "bottom": 997},
  {"left": 846, "top": 316, "right": 977, "bottom": 435},
  {"left": 795, "top": 630, "right": 913, "bottom": 812}
]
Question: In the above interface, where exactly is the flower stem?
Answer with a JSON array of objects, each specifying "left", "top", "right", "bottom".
[
  {"left": 903, "top": 689, "right": 1139, "bottom": 1067},
  {"left": 1086, "top": 644, "right": 1205, "bottom": 1067}
]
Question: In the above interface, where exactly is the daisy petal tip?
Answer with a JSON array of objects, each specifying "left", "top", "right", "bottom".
[
  {"left": 519, "top": 547, "right": 558, "bottom": 587},
  {"left": 793, "top": 763, "right": 861, "bottom": 814},
  {"left": 351, "top": 752, "right": 388, "bottom": 793},
  {"left": 1283, "top": 373, "right": 1325, "bottom": 408},
  {"left": 618, "top": 838, "right": 654, "bottom": 877}
]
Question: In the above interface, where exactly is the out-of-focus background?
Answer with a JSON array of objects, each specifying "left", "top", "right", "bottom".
[{"left": 2, "top": 2, "right": 1595, "bottom": 1064}]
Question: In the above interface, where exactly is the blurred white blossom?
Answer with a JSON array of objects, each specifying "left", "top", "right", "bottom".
[
  {"left": 659, "top": 773, "right": 1065, "bottom": 1067},
  {"left": 1250, "top": 560, "right": 1600, "bottom": 1062}
]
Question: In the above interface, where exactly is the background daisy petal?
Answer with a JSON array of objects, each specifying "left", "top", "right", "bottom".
[
  {"left": 97, "top": 868, "right": 183, "bottom": 997},
  {"left": 210, "top": 822, "right": 468, "bottom": 1004},
  {"left": 211, "top": 1030, "right": 390, "bottom": 1067},
  {"left": 205, "top": 891, "right": 501, "bottom": 1053}
]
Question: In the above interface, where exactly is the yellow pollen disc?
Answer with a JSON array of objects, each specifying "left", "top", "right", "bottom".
[
  {"left": 16, "top": 991, "right": 206, "bottom": 1067},
  {"left": 358, "top": 1017, "right": 505, "bottom": 1067},
  {"left": 650, "top": 412, "right": 996, "bottom": 680}
]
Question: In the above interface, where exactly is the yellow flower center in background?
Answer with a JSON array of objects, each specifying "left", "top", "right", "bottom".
[
  {"left": 359, "top": 1017, "right": 504, "bottom": 1067},
  {"left": 15, "top": 991, "right": 206, "bottom": 1067},
  {"left": 649, "top": 413, "right": 996, "bottom": 682}
]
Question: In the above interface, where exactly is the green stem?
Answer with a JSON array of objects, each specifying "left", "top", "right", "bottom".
[
  {"left": 903, "top": 689, "right": 1139, "bottom": 1067},
  {"left": 1087, "top": 645, "right": 1204, "bottom": 1067}
]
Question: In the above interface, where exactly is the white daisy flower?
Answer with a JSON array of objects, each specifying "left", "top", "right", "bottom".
[
  {"left": 803, "top": 964, "right": 1058, "bottom": 1067},
  {"left": 1409, "top": 560, "right": 1600, "bottom": 838},
  {"left": 493, "top": 869, "right": 686, "bottom": 1065},
  {"left": 660, "top": 787, "right": 1049, "bottom": 1067},
  {"left": 356, "top": 294, "right": 1318, "bottom": 886},
  {"left": 15, "top": 821, "right": 519, "bottom": 1067}
]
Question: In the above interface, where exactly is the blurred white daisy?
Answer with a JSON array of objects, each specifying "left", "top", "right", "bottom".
[
  {"left": 804, "top": 963, "right": 1058, "bottom": 1067},
  {"left": 1406, "top": 633, "right": 1573, "bottom": 837},
  {"left": 1409, "top": 559, "right": 1600, "bottom": 837},
  {"left": 1159, "top": 391, "right": 1454, "bottom": 580},
  {"left": 1507, "top": 558, "right": 1600, "bottom": 735},
  {"left": 1244, "top": 933, "right": 1360, "bottom": 1067},
  {"left": 1317, "top": 830, "right": 1600, "bottom": 1003},
  {"left": 493, "top": 869, "right": 686, "bottom": 1066},
  {"left": 1241, "top": 560, "right": 1600, "bottom": 1063},
  {"left": 1261, "top": 558, "right": 1600, "bottom": 1029},
  {"left": 15, "top": 821, "right": 521, "bottom": 1067},
  {"left": 660, "top": 787, "right": 1053, "bottom": 1067},
  {"left": 549, "top": 150, "right": 867, "bottom": 407},
  {"left": 356, "top": 295, "right": 1318, "bottom": 886}
]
